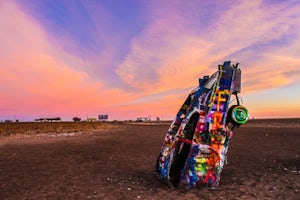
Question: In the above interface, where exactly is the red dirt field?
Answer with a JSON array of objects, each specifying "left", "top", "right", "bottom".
[{"left": 0, "top": 119, "right": 299, "bottom": 199}]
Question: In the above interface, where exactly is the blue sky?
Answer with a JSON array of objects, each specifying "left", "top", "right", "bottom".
[{"left": 0, "top": 0, "right": 299, "bottom": 120}]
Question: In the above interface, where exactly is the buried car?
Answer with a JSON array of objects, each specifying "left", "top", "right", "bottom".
[{"left": 156, "top": 61, "right": 248, "bottom": 188}]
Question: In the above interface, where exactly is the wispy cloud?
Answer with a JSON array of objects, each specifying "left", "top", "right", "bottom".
[
  {"left": 114, "top": 0, "right": 300, "bottom": 118},
  {"left": 206, "top": 0, "right": 300, "bottom": 92},
  {"left": 0, "top": 1, "right": 133, "bottom": 119},
  {"left": 1, "top": 0, "right": 300, "bottom": 120}
]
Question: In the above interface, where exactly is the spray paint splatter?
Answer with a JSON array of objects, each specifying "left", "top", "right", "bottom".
[{"left": 156, "top": 61, "right": 248, "bottom": 188}]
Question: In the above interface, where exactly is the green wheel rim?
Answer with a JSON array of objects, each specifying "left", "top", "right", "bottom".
[{"left": 231, "top": 106, "right": 249, "bottom": 125}]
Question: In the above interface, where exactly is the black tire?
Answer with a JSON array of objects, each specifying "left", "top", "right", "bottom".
[{"left": 169, "top": 114, "right": 199, "bottom": 187}]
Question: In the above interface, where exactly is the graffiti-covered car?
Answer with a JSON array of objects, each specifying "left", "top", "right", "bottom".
[{"left": 156, "top": 61, "right": 248, "bottom": 188}]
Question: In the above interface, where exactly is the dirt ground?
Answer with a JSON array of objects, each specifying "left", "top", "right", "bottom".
[{"left": 0, "top": 119, "right": 299, "bottom": 199}]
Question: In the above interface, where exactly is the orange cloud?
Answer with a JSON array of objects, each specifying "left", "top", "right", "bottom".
[
  {"left": 112, "top": 0, "right": 300, "bottom": 119},
  {"left": 0, "top": 1, "right": 133, "bottom": 119},
  {"left": 1, "top": 1, "right": 300, "bottom": 120},
  {"left": 115, "top": 0, "right": 300, "bottom": 97}
]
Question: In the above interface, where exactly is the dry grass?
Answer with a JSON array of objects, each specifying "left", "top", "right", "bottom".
[{"left": 0, "top": 121, "right": 115, "bottom": 136}]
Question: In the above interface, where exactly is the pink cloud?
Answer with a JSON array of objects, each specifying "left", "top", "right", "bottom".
[
  {"left": 116, "top": 0, "right": 300, "bottom": 95},
  {"left": 114, "top": 0, "right": 300, "bottom": 119},
  {"left": 0, "top": 1, "right": 134, "bottom": 120},
  {"left": 1, "top": 1, "right": 299, "bottom": 120}
]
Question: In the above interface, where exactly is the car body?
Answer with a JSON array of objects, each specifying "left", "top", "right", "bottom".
[{"left": 156, "top": 61, "right": 248, "bottom": 188}]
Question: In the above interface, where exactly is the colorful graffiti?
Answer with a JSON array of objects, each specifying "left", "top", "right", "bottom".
[{"left": 156, "top": 61, "right": 248, "bottom": 188}]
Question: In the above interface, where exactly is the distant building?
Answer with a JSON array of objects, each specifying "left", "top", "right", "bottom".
[
  {"left": 98, "top": 114, "right": 108, "bottom": 121},
  {"left": 87, "top": 118, "right": 97, "bottom": 122},
  {"left": 136, "top": 117, "right": 150, "bottom": 122},
  {"left": 34, "top": 117, "right": 61, "bottom": 122}
]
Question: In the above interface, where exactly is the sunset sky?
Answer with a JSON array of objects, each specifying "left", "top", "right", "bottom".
[{"left": 1, "top": 0, "right": 300, "bottom": 121}]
